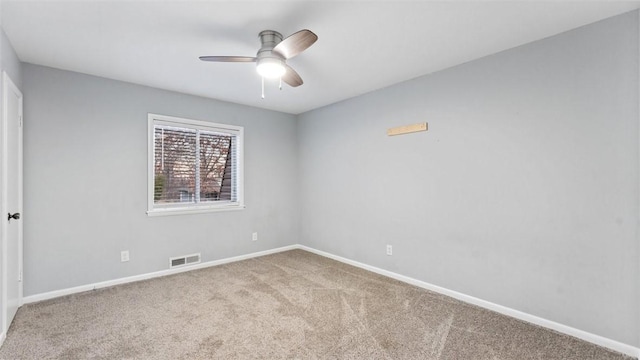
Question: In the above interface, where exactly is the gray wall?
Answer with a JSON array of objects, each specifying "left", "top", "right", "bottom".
[
  {"left": 22, "top": 64, "right": 299, "bottom": 296},
  {"left": 298, "top": 11, "right": 639, "bottom": 346},
  {"left": 0, "top": 28, "right": 22, "bottom": 89}
]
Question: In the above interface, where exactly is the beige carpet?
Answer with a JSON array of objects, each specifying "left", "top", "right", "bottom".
[{"left": 0, "top": 250, "right": 633, "bottom": 359}]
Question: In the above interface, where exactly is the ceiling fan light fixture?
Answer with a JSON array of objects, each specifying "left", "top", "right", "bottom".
[{"left": 256, "top": 57, "right": 286, "bottom": 79}]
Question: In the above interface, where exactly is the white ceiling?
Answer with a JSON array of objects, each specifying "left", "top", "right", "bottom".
[{"left": 2, "top": 1, "right": 639, "bottom": 114}]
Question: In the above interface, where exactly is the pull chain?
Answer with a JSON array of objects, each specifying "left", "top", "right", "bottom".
[
  {"left": 279, "top": 77, "right": 282, "bottom": 90},
  {"left": 261, "top": 77, "right": 265, "bottom": 99}
]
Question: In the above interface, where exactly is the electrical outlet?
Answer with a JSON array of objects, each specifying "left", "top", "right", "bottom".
[
  {"left": 252, "top": 232, "right": 258, "bottom": 241},
  {"left": 121, "top": 250, "right": 130, "bottom": 262},
  {"left": 386, "top": 245, "right": 392, "bottom": 256}
]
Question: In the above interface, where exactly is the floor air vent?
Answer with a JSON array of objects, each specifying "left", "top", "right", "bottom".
[{"left": 169, "top": 253, "right": 201, "bottom": 269}]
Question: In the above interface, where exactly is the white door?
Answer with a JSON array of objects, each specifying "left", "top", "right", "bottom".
[{"left": 2, "top": 71, "right": 23, "bottom": 334}]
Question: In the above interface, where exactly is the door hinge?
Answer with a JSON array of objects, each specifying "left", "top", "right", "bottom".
[
  {"left": 18, "top": 269, "right": 22, "bottom": 282},
  {"left": 19, "top": 116, "right": 23, "bottom": 127}
]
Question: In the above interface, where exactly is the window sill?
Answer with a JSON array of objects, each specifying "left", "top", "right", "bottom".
[{"left": 147, "top": 204, "right": 245, "bottom": 217}]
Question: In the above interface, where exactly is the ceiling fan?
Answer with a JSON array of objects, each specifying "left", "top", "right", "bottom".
[{"left": 199, "top": 29, "right": 318, "bottom": 97}]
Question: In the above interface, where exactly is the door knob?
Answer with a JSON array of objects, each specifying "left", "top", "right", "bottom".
[{"left": 7, "top": 212, "right": 20, "bottom": 221}]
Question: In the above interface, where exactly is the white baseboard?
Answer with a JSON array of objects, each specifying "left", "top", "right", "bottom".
[
  {"left": 22, "top": 245, "right": 297, "bottom": 304},
  {"left": 0, "top": 331, "right": 5, "bottom": 348},
  {"left": 19, "top": 243, "right": 639, "bottom": 358},
  {"left": 298, "top": 245, "right": 640, "bottom": 359}
]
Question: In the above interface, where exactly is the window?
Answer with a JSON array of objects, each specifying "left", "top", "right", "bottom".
[{"left": 147, "top": 114, "right": 244, "bottom": 216}]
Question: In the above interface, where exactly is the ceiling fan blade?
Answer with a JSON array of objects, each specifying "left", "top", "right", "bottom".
[
  {"left": 282, "top": 65, "right": 303, "bottom": 87},
  {"left": 199, "top": 56, "right": 257, "bottom": 62},
  {"left": 272, "top": 29, "right": 318, "bottom": 59}
]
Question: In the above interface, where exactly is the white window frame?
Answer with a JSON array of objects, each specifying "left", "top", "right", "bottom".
[{"left": 147, "top": 113, "right": 244, "bottom": 216}]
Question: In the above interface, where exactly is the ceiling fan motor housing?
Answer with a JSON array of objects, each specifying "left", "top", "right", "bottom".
[
  {"left": 258, "top": 31, "right": 285, "bottom": 59},
  {"left": 256, "top": 30, "right": 286, "bottom": 78},
  {"left": 258, "top": 30, "right": 282, "bottom": 49}
]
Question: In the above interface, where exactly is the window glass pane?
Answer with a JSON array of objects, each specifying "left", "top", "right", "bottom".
[
  {"left": 199, "top": 131, "right": 233, "bottom": 202},
  {"left": 154, "top": 126, "right": 197, "bottom": 204}
]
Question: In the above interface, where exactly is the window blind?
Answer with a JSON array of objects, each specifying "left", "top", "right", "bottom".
[
  {"left": 154, "top": 126, "right": 197, "bottom": 204},
  {"left": 153, "top": 125, "right": 237, "bottom": 206}
]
